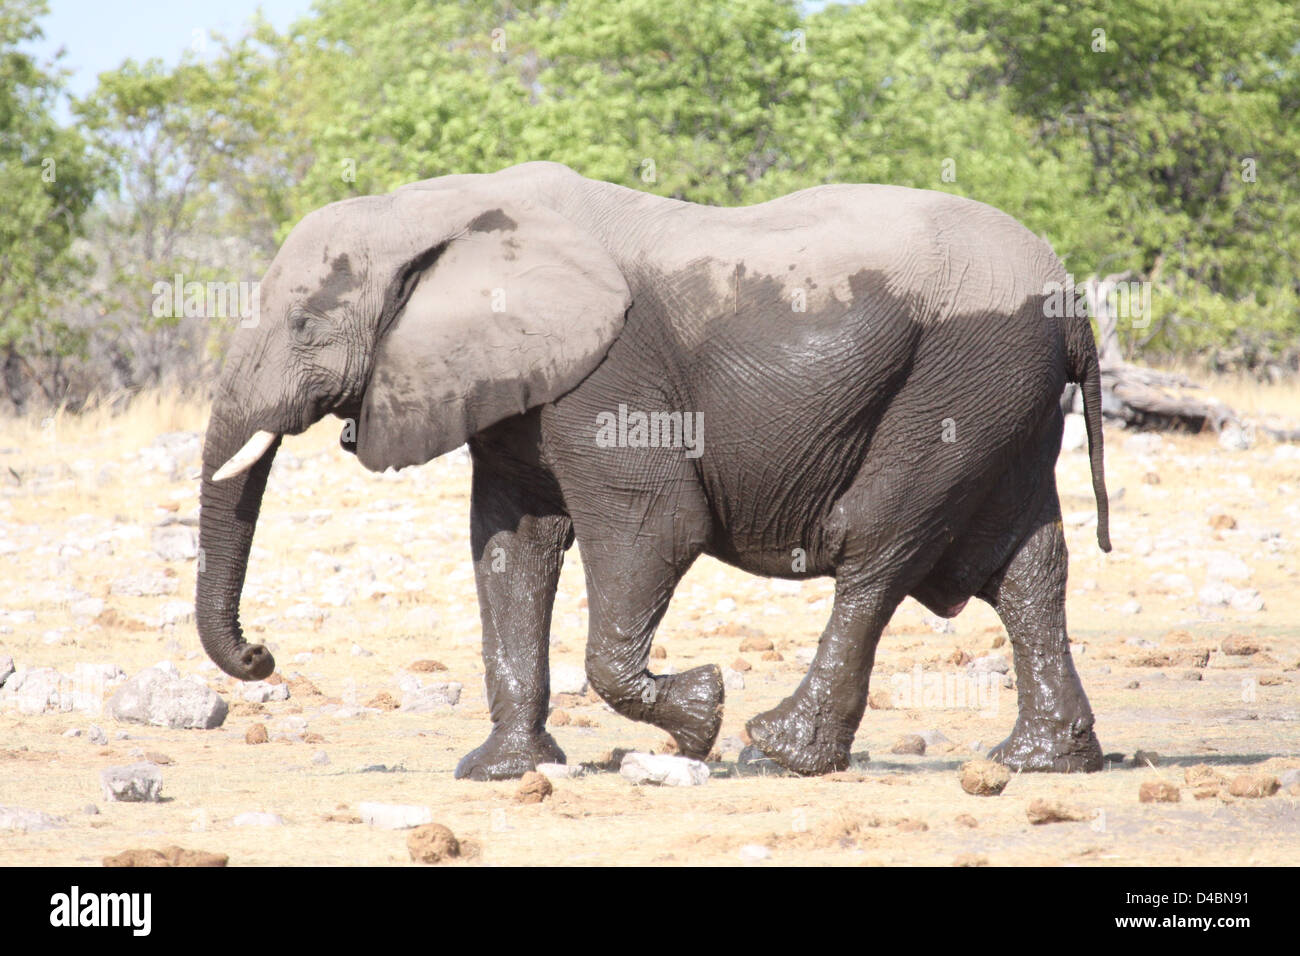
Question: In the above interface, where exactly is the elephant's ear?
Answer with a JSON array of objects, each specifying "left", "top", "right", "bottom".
[{"left": 354, "top": 201, "right": 631, "bottom": 471}]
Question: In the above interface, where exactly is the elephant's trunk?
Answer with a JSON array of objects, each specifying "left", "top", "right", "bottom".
[{"left": 196, "top": 410, "right": 282, "bottom": 681}]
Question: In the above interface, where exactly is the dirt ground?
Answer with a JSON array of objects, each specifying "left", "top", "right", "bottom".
[{"left": 1, "top": 390, "right": 1298, "bottom": 866}]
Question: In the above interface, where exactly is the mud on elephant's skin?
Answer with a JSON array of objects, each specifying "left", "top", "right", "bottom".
[{"left": 198, "top": 161, "right": 1111, "bottom": 780}]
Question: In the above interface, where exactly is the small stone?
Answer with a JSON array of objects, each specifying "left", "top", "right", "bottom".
[
  {"left": 0, "top": 806, "right": 66, "bottom": 832},
  {"left": 739, "top": 635, "right": 774, "bottom": 652},
  {"left": 1125, "top": 680, "right": 1140, "bottom": 689},
  {"left": 83, "top": 804, "right": 100, "bottom": 815},
  {"left": 536, "top": 763, "right": 582, "bottom": 780},
  {"left": 87, "top": 725, "right": 108, "bottom": 745},
  {"left": 241, "top": 681, "right": 290, "bottom": 703},
  {"left": 619, "top": 751, "right": 710, "bottom": 787},
  {"left": 151, "top": 525, "right": 199, "bottom": 561},
  {"left": 969, "top": 654, "right": 1010, "bottom": 675},
  {"left": 516, "top": 771, "right": 553, "bottom": 804},
  {"left": 231, "top": 812, "right": 283, "bottom": 827},
  {"left": 1227, "top": 774, "right": 1280, "bottom": 798},
  {"left": 954, "top": 813, "right": 978, "bottom": 828},
  {"left": 1209, "top": 513, "right": 1237, "bottom": 530},
  {"left": 245, "top": 723, "right": 269, "bottom": 745},
  {"left": 145, "top": 752, "right": 173, "bottom": 765},
  {"left": 311, "top": 751, "right": 330, "bottom": 765},
  {"left": 400, "top": 682, "right": 462, "bottom": 712},
  {"left": 722, "top": 668, "right": 745, "bottom": 691},
  {"left": 106, "top": 666, "right": 227, "bottom": 729},
  {"left": 896, "top": 818, "right": 929, "bottom": 832},
  {"left": 110, "top": 570, "right": 178, "bottom": 597},
  {"left": 1138, "top": 781, "right": 1180, "bottom": 803},
  {"left": 550, "top": 664, "right": 588, "bottom": 695},
  {"left": 1185, "top": 764, "right": 1225, "bottom": 786},
  {"left": 1182, "top": 670, "right": 1203, "bottom": 681},
  {"left": 350, "top": 644, "right": 373, "bottom": 657},
  {"left": 959, "top": 759, "right": 1011, "bottom": 796},
  {"left": 1130, "top": 750, "right": 1161, "bottom": 767},
  {"left": 62, "top": 727, "right": 81, "bottom": 738},
  {"left": 407, "top": 824, "right": 459, "bottom": 864},
  {"left": 359, "top": 802, "right": 433, "bottom": 829},
  {"left": 0, "top": 655, "right": 14, "bottom": 687},
  {"left": 953, "top": 853, "right": 989, "bottom": 867},
  {"left": 761, "top": 650, "right": 783, "bottom": 661},
  {"left": 365, "top": 692, "right": 400, "bottom": 710},
  {"left": 890, "top": 734, "right": 927, "bottom": 756},
  {"left": 408, "top": 660, "right": 446, "bottom": 672},
  {"left": 649, "top": 646, "right": 667, "bottom": 660},
  {"left": 738, "top": 844, "right": 771, "bottom": 863},
  {"left": 100, "top": 763, "right": 163, "bottom": 803},
  {"left": 1026, "top": 799, "right": 1091, "bottom": 824},
  {"left": 731, "top": 657, "right": 752, "bottom": 672}
]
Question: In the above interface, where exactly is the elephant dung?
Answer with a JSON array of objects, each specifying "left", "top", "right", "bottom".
[
  {"left": 515, "top": 771, "right": 553, "bottom": 804},
  {"left": 1025, "top": 799, "right": 1091, "bottom": 824},
  {"left": 407, "top": 824, "right": 460, "bottom": 864},
  {"left": 959, "top": 759, "right": 1011, "bottom": 796},
  {"left": 1227, "top": 774, "right": 1280, "bottom": 798},
  {"left": 106, "top": 667, "right": 228, "bottom": 729},
  {"left": 1138, "top": 781, "right": 1181, "bottom": 803},
  {"left": 101, "top": 763, "right": 163, "bottom": 803},
  {"left": 619, "top": 752, "right": 710, "bottom": 787},
  {"left": 890, "top": 734, "right": 927, "bottom": 756}
]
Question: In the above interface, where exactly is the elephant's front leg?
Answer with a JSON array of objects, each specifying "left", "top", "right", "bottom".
[{"left": 454, "top": 458, "right": 572, "bottom": 781}]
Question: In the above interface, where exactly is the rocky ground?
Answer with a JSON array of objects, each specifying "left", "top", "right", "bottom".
[{"left": 0, "top": 397, "right": 1297, "bottom": 866}]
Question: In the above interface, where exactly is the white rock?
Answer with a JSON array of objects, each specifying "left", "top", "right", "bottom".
[
  {"left": 723, "top": 668, "right": 746, "bottom": 691},
  {"left": 400, "top": 682, "right": 462, "bottom": 712},
  {"left": 1203, "top": 551, "right": 1251, "bottom": 582},
  {"left": 232, "top": 812, "right": 283, "bottom": 827},
  {"left": 619, "top": 751, "right": 710, "bottom": 787},
  {"left": 0, "top": 668, "right": 70, "bottom": 715},
  {"left": 550, "top": 663, "right": 588, "bottom": 695},
  {"left": 311, "top": 751, "right": 330, "bottom": 765},
  {"left": 110, "top": 570, "right": 178, "bottom": 597},
  {"left": 1218, "top": 423, "right": 1253, "bottom": 451},
  {"left": 794, "top": 647, "right": 816, "bottom": 666},
  {"left": 1229, "top": 588, "right": 1265, "bottom": 613},
  {"left": 1198, "top": 582, "right": 1236, "bottom": 607},
  {"left": 151, "top": 524, "right": 199, "bottom": 561},
  {"left": 919, "top": 729, "right": 952, "bottom": 748},
  {"left": 925, "top": 615, "right": 956, "bottom": 634},
  {"left": 241, "top": 681, "right": 290, "bottom": 703},
  {"left": 738, "top": 844, "right": 771, "bottom": 863},
  {"left": 292, "top": 652, "right": 314, "bottom": 664},
  {"left": 969, "top": 654, "right": 1010, "bottom": 674},
  {"left": 0, "top": 655, "right": 13, "bottom": 687},
  {"left": 1119, "top": 599, "right": 1142, "bottom": 615},
  {"left": 771, "top": 579, "right": 802, "bottom": 595},
  {"left": 62, "top": 727, "right": 81, "bottom": 738},
  {"left": 715, "top": 597, "right": 737, "bottom": 613},
  {"left": 106, "top": 667, "right": 228, "bottom": 729},
  {"left": 358, "top": 802, "right": 432, "bottom": 829},
  {"left": 0, "top": 806, "right": 66, "bottom": 832},
  {"left": 157, "top": 601, "right": 195, "bottom": 627},
  {"left": 87, "top": 724, "right": 108, "bottom": 745},
  {"left": 100, "top": 763, "right": 163, "bottom": 802},
  {"left": 69, "top": 597, "right": 105, "bottom": 619},
  {"left": 536, "top": 762, "right": 583, "bottom": 780},
  {"left": 350, "top": 644, "right": 373, "bottom": 657}
]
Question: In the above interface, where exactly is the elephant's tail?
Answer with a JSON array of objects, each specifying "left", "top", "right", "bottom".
[{"left": 1065, "top": 315, "right": 1112, "bottom": 552}]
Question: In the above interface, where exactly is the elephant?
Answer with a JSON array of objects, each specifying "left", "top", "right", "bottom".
[{"left": 198, "top": 161, "right": 1111, "bottom": 780}]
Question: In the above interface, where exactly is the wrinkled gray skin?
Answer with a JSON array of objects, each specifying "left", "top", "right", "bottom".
[{"left": 198, "top": 162, "right": 1111, "bottom": 780}]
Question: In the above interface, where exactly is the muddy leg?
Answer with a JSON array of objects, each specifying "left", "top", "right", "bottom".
[
  {"left": 983, "top": 503, "right": 1102, "bottom": 773},
  {"left": 455, "top": 452, "right": 571, "bottom": 781}
]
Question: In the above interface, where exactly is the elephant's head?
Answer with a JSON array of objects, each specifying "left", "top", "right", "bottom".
[{"left": 197, "top": 178, "right": 631, "bottom": 680}]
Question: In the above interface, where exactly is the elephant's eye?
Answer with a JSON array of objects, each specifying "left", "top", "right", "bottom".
[{"left": 289, "top": 308, "right": 324, "bottom": 343}]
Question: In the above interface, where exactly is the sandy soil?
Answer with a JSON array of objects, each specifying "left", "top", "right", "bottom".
[{"left": 1, "top": 396, "right": 1297, "bottom": 866}]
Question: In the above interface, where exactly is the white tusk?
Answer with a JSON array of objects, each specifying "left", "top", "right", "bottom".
[{"left": 212, "top": 430, "right": 278, "bottom": 482}]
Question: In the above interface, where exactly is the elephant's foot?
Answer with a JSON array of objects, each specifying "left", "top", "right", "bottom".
[
  {"left": 455, "top": 725, "right": 566, "bottom": 781},
  {"left": 987, "top": 719, "right": 1102, "bottom": 773},
  {"left": 652, "top": 665, "right": 725, "bottom": 759},
  {"left": 746, "top": 693, "right": 853, "bottom": 776}
]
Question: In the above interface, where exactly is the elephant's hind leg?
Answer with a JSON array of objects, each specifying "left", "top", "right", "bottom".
[
  {"left": 980, "top": 499, "right": 1102, "bottom": 773},
  {"left": 456, "top": 438, "right": 572, "bottom": 781},
  {"left": 745, "top": 577, "right": 893, "bottom": 775}
]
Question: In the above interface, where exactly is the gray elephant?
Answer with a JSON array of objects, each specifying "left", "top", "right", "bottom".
[{"left": 198, "top": 161, "right": 1111, "bottom": 780}]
